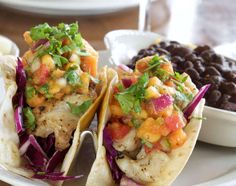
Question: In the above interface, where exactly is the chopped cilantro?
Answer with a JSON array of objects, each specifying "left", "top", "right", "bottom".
[
  {"left": 39, "top": 84, "right": 52, "bottom": 98},
  {"left": 115, "top": 73, "right": 149, "bottom": 114},
  {"left": 64, "top": 69, "right": 80, "bottom": 86},
  {"left": 141, "top": 139, "right": 153, "bottom": 148},
  {"left": 23, "top": 107, "right": 36, "bottom": 130},
  {"left": 25, "top": 86, "right": 36, "bottom": 99},
  {"left": 67, "top": 99, "right": 92, "bottom": 116},
  {"left": 29, "top": 22, "right": 87, "bottom": 67},
  {"left": 131, "top": 118, "right": 141, "bottom": 128},
  {"left": 190, "top": 116, "right": 206, "bottom": 120},
  {"left": 171, "top": 72, "right": 188, "bottom": 83}
]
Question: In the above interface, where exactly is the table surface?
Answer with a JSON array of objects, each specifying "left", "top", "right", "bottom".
[{"left": 0, "top": 0, "right": 236, "bottom": 185}]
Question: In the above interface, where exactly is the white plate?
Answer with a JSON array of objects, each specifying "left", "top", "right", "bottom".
[
  {"left": 104, "top": 29, "right": 236, "bottom": 147},
  {"left": 0, "top": 0, "right": 139, "bottom": 15},
  {"left": 1, "top": 51, "right": 236, "bottom": 186}
]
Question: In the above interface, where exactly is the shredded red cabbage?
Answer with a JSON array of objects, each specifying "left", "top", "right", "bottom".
[
  {"left": 151, "top": 94, "right": 173, "bottom": 112},
  {"left": 46, "top": 150, "right": 68, "bottom": 172},
  {"left": 183, "top": 84, "right": 211, "bottom": 119},
  {"left": 103, "top": 127, "right": 123, "bottom": 182},
  {"left": 13, "top": 58, "right": 26, "bottom": 133},
  {"left": 13, "top": 58, "right": 80, "bottom": 181}
]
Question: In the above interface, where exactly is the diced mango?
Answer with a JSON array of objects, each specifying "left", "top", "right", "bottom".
[
  {"left": 148, "top": 77, "right": 162, "bottom": 87},
  {"left": 145, "top": 86, "right": 161, "bottom": 99},
  {"left": 27, "top": 94, "right": 45, "bottom": 107},
  {"left": 137, "top": 118, "right": 161, "bottom": 143},
  {"left": 168, "top": 128, "right": 187, "bottom": 149},
  {"left": 41, "top": 54, "right": 55, "bottom": 71},
  {"left": 110, "top": 104, "right": 124, "bottom": 118}
]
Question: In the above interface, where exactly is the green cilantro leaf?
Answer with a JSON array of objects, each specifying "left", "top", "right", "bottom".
[
  {"left": 23, "top": 107, "right": 36, "bottom": 130},
  {"left": 115, "top": 73, "right": 149, "bottom": 114},
  {"left": 25, "top": 86, "right": 36, "bottom": 99},
  {"left": 131, "top": 118, "right": 141, "bottom": 128},
  {"left": 39, "top": 84, "right": 53, "bottom": 98},
  {"left": 64, "top": 69, "right": 80, "bottom": 86},
  {"left": 141, "top": 139, "right": 153, "bottom": 148},
  {"left": 67, "top": 99, "right": 92, "bottom": 116}
]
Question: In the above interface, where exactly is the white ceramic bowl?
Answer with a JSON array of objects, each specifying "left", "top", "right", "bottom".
[
  {"left": 0, "top": 35, "right": 19, "bottom": 57},
  {"left": 104, "top": 29, "right": 236, "bottom": 147}
]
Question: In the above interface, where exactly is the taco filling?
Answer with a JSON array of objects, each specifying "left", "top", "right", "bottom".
[
  {"left": 101, "top": 55, "right": 210, "bottom": 185},
  {"left": 10, "top": 23, "right": 104, "bottom": 180}
]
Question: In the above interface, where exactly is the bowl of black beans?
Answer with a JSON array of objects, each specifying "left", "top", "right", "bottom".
[{"left": 105, "top": 30, "right": 236, "bottom": 147}]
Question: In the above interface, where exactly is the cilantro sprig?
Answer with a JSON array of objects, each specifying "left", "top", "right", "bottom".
[
  {"left": 115, "top": 73, "right": 149, "bottom": 114},
  {"left": 23, "top": 107, "right": 36, "bottom": 130},
  {"left": 67, "top": 99, "right": 92, "bottom": 116},
  {"left": 30, "top": 22, "right": 86, "bottom": 67}
]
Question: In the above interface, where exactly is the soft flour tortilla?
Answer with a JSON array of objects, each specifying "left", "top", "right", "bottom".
[
  {"left": 0, "top": 55, "right": 108, "bottom": 185},
  {"left": 87, "top": 70, "right": 205, "bottom": 186}
]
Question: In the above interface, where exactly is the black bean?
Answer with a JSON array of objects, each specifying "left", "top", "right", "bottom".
[
  {"left": 223, "top": 71, "right": 236, "bottom": 82},
  {"left": 194, "top": 45, "right": 211, "bottom": 55},
  {"left": 211, "top": 54, "right": 225, "bottom": 65},
  {"left": 149, "top": 44, "right": 159, "bottom": 49},
  {"left": 185, "top": 53, "right": 198, "bottom": 61},
  {"left": 171, "top": 56, "right": 184, "bottom": 64},
  {"left": 155, "top": 48, "right": 170, "bottom": 56},
  {"left": 200, "top": 50, "right": 214, "bottom": 62},
  {"left": 169, "top": 46, "right": 189, "bottom": 57},
  {"left": 185, "top": 68, "right": 200, "bottom": 80},
  {"left": 220, "top": 82, "right": 236, "bottom": 95},
  {"left": 208, "top": 90, "right": 222, "bottom": 103},
  {"left": 204, "top": 66, "right": 221, "bottom": 76},
  {"left": 184, "top": 61, "right": 194, "bottom": 68},
  {"left": 159, "top": 41, "right": 169, "bottom": 48},
  {"left": 138, "top": 49, "right": 147, "bottom": 55}
]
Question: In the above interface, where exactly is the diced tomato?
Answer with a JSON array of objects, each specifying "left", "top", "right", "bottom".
[
  {"left": 135, "top": 61, "right": 148, "bottom": 73},
  {"left": 113, "top": 86, "right": 120, "bottom": 94},
  {"left": 106, "top": 122, "right": 131, "bottom": 140},
  {"left": 165, "top": 113, "right": 185, "bottom": 132},
  {"left": 168, "top": 128, "right": 187, "bottom": 149},
  {"left": 34, "top": 64, "right": 50, "bottom": 85}
]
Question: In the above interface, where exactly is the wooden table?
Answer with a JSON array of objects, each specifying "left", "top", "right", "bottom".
[{"left": 0, "top": 0, "right": 236, "bottom": 185}]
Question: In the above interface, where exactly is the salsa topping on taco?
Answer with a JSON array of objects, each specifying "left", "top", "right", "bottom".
[{"left": 103, "top": 55, "right": 210, "bottom": 184}]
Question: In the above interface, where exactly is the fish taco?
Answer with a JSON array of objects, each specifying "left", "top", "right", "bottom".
[
  {"left": 0, "top": 22, "right": 107, "bottom": 184},
  {"left": 87, "top": 55, "right": 209, "bottom": 186}
]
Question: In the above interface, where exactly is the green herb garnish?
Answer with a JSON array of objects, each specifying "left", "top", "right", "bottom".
[
  {"left": 131, "top": 118, "right": 141, "bottom": 128},
  {"left": 39, "top": 84, "right": 52, "bottom": 98},
  {"left": 115, "top": 73, "right": 149, "bottom": 114},
  {"left": 30, "top": 22, "right": 86, "bottom": 67},
  {"left": 64, "top": 69, "right": 80, "bottom": 86},
  {"left": 23, "top": 107, "right": 36, "bottom": 130},
  {"left": 190, "top": 116, "right": 206, "bottom": 120},
  {"left": 25, "top": 86, "right": 36, "bottom": 99},
  {"left": 67, "top": 99, "right": 92, "bottom": 116},
  {"left": 141, "top": 139, "right": 153, "bottom": 148}
]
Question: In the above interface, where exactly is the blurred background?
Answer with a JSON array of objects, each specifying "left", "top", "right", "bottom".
[{"left": 0, "top": 0, "right": 236, "bottom": 55}]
